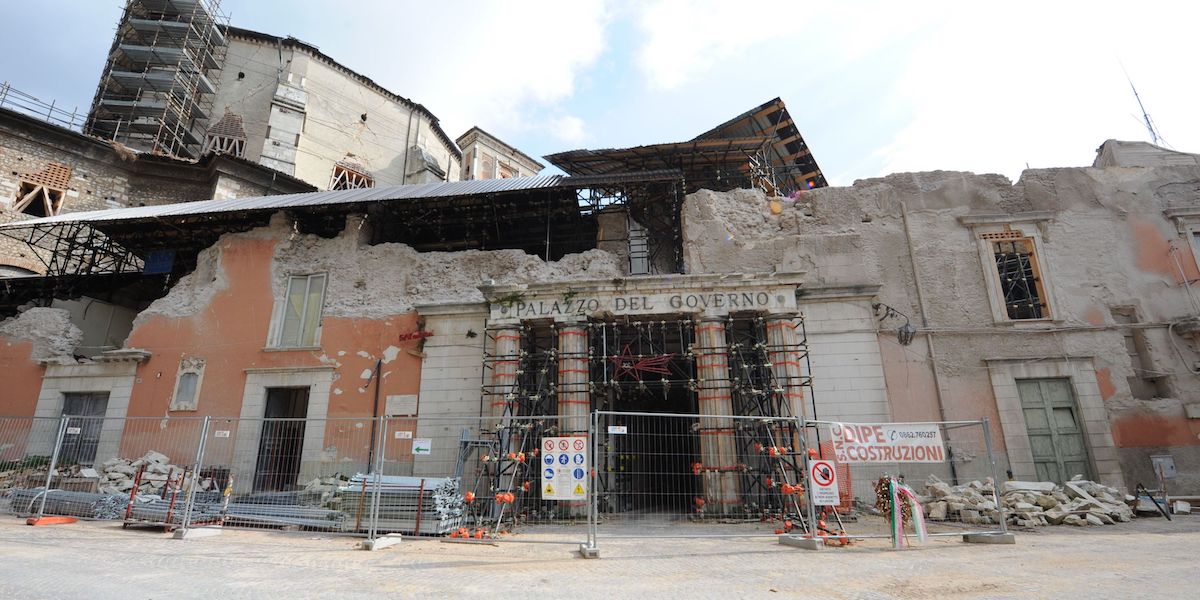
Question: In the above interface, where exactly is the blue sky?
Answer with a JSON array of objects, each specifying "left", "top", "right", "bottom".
[{"left": 2, "top": 1, "right": 1197, "bottom": 185}]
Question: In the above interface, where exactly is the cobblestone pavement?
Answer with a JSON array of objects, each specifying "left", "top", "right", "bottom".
[{"left": 0, "top": 516, "right": 1196, "bottom": 599}]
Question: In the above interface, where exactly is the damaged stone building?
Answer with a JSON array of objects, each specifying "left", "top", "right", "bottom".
[
  {"left": 1, "top": 1, "right": 1199, "bottom": 510},
  {"left": 3, "top": 89, "right": 1200, "bottom": 505}
]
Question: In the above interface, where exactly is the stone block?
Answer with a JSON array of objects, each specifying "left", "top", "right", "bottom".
[
  {"left": 928, "top": 502, "right": 948, "bottom": 520},
  {"left": 1003, "top": 481, "right": 1056, "bottom": 493}
]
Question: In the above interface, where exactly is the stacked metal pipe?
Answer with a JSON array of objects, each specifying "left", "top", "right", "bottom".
[
  {"left": 340, "top": 475, "right": 465, "bottom": 535},
  {"left": 7, "top": 488, "right": 125, "bottom": 519}
]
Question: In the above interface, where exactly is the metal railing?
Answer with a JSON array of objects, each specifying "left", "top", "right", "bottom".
[{"left": 0, "top": 83, "right": 84, "bottom": 132}]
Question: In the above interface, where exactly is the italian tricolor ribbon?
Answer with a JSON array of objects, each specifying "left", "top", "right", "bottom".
[{"left": 889, "top": 478, "right": 928, "bottom": 549}]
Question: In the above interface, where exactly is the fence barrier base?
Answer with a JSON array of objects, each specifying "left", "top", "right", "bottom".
[
  {"left": 778, "top": 534, "right": 822, "bottom": 550},
  {"left": 963, "top": 532, "right": 1017, "bottom": 544}
]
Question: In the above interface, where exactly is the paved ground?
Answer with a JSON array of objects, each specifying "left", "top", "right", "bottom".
[{"left": 0, "top": 515, "right": 1196, "bottom": 599}]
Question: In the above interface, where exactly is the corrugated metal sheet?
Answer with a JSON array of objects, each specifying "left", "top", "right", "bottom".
[{"left": 0, "top": 175, "right": 569, "bottom": 229}]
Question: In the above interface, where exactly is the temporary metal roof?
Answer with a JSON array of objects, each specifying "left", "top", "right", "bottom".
[
  {"left": 546, "top": 98, "right": 827, "bottom": 195},
  {"left": 0, "top": 169, "right": 686, "bottom": 314},
  {"left": 0, "top": 175, "right": 546, "bottom": 229}
]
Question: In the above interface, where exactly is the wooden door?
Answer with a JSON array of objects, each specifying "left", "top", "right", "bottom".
[{"left": 1016, "top": 379, "right": 1092, "bottom": 482}]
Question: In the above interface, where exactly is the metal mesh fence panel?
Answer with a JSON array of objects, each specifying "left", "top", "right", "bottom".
[
  {"left": 366, "top": 414, "right": 591, "bottom": 544},
  {"left": 0, "top": 417, "right": 65, "bottom": 515},
  {"left": 591, "top": 411, "right": 809, "bottom": 540},
  {"left": 189, "top": 417, "right": 376, "bottom": 534},
  {"left": 801, "top": 419, "right": 1007, "bottom": 548},
  {"left": 3, "top": 416, "right": 206, "bottom": 524}
]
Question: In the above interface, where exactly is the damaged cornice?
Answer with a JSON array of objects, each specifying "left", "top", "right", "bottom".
[{"left": 957, "top": 211, "right": 1055, "bottom": 227}]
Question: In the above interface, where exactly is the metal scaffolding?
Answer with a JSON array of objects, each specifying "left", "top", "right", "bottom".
[
  {"left": 85, "top": 0, "right": 229, "bottom": 158},
  {"left": 479, "top": 315, "right": 815, "bottom": 520}
]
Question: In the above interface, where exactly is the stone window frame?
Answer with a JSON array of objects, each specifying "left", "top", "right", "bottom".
[
  {"left": 1163, "top": 207, "right": 1200, "bottom": 274},
  {"left": 959, "top": 213, "right": 1060, "bottom": 325},
  {"left": 169, "top": 356, "right": 206, "bottom": 412},
  {"left": 266, "top": 272, "right": 328, "bottom": 350},
  {"left": 28, "top": 362, "right": 138, "bottom": 465},
  {"left": 984, "top": 356, "right": 1124, "bottom": 490},
  {"left": 229, "top": 367, "right": 333, "bottom": 494}
]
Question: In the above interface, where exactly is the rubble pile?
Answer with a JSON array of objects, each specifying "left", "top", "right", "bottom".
[
  {"left": 98, "top": 451, "right": 213, "bottom": 496},
  {"left": 923, "top": 476, "right": 1134, "bottom": 527}
]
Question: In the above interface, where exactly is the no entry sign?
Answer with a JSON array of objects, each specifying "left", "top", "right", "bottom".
[{"left": 811, "top": 460, "right": 840, "bottom": 506}]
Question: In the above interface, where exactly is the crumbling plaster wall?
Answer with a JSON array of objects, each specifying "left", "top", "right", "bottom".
[
  {"left": 683, "top": 165, "right": 1200, "bottom": 491},
  {"left": 0, "top": 308, "right": 82, "bottom": 417},
  {"left": 127, "top": 212, "right": 621, "bottom": 422}
]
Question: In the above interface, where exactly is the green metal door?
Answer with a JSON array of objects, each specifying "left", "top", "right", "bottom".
[{"left": 1016, "top": 379, "right": 1092, "bottom": 482}]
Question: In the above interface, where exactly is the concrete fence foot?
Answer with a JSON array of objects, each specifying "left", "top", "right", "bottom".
[
  {"left": 578, "top": 543, "right": 600, "bottom": 559},
  {"left": 778, "top": 534, "right": 823, "bottom": 550},
  {"left": 360, "top": 534, "right": 403, "bottom": 551},
  {"left": 963, "top": 532, "right": 1016, "bottom": 544},
  {"left": 173, "top": 527, "right": 222, "bottom": 540}
]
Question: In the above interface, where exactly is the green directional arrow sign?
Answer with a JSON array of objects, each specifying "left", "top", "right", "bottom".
[{"left": 412, "top": 438, "right": 432, "bottom": 455}]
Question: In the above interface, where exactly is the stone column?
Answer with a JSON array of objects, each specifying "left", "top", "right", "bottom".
[
  {"left": 765, "top": 313, "right": 807, "bottom": 419},
  {"left": 765, "top": 313, "right": 807, "bottom": 466},
  {"left": 487, "top": 325, "right": 522, "bottom": 517},
  {"left": 693, "top": 318, "right": 740, "bottom": 514},
  {"left": 556, "top": 320, "right": 590, "bottom": 434},
  {"left": 557, "top": 320, "right": 590, "bottom": 515},
  {"left": 488, "top": 326, "right": 522, "bottom": 419}
]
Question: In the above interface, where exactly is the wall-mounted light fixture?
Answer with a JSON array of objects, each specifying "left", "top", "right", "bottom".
[{"left": 873, "top": 302, "right": 916, "bottom": 346}]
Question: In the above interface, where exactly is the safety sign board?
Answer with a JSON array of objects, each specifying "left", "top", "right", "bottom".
[
  {"left": 541, "top": 436, "right": 587, "bottom": 501},
  {"left": 810, "top": 460, "right": 840, "bottom": 506},
  {"left": 607, "top": 425, "right": 627, "bottom": 435},
  {"left": 65, "top": 427, "right": 81, "bottom": 435},
  {"left": 213, "top": 430, "right": 231, "bottom": 438},
  {"left": 393, "top": 430, "right": 413, "bottom": 439},
  {"left": 829, "top": 422, "right": 945, "bottom": 463},
  {"left": 412, "top": 438, "right": 432, "bottom": 456}
]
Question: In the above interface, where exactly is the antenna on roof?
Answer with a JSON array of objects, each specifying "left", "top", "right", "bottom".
[{"left": 1122, "top": 64, "right": 1161, "bottom": 145}]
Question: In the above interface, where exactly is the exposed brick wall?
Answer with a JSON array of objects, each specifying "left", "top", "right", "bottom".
[{"left": 0, "top": 108, "right": 314, "bottom": 273}]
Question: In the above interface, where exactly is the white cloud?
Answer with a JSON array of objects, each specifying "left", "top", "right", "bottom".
[
  {"left": 228, "top": 0, "right": 612, "bottom": 142},
  {"left": 632, "top": 1, "right": 941, "bottom": 91},
  {"left": 546, "top": 115, "right": 587, "bottom": 145},
  {"left": 871, "top": 2, "right": 1200, "bottom": 180}
]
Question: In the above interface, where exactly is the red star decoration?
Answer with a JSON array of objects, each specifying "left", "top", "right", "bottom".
[{"left": 610, "top": 344, "right": 675, "bottom": 379}]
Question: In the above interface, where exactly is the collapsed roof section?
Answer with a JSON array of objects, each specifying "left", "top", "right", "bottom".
[
  {"left": 545, "top": 98, "right": 826, "bottom": 196},
  {"left": 0, "top": 170, "right": 685, "bottom": 315}
]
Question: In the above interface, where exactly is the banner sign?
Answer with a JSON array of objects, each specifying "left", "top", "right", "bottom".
[{"left": 829, "top": 422, "right": 946, "bottom": 463}]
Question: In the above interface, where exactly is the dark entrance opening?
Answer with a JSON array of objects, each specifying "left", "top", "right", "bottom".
[
  {"left": 254, "top": 387, "right": 309, "bottom": 492},
  {"left": 61, "top": 392, "right": 109, "bottom": 465},
  {"left": 593, "top": 318, "right": 700, "bottom": 515}
]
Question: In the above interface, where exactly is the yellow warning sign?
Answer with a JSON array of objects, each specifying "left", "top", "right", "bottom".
[
  {"left": 545, "top": 484, "right": 554, "bottom": 495},
  {"left": 574, "top": 484, "right": 585, "bottom": 496}
]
